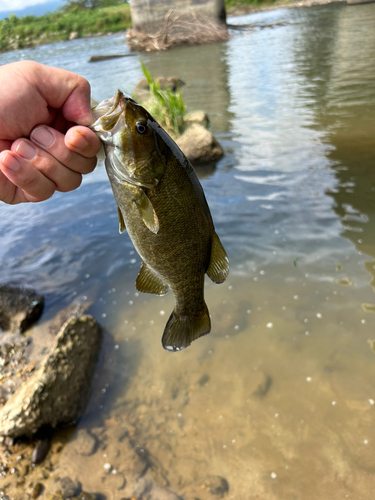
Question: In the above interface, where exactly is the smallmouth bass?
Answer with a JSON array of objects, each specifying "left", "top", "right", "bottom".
[{"left": 90, "top": 90, "right": 229, "bottom": 351}]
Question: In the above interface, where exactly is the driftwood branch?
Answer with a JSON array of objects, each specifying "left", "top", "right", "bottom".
[{"left": 226, "top": 20, "right": 295, "bottom": 31}]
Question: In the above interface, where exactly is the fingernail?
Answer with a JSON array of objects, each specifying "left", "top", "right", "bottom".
[
  {"left": 31, "top": 126, "right": 55, "bottom": 148},
  {"left": 16, "top": 141, "right": 37, "bottom": 160},
  {"left": 2, "top": 152, "right": 20, "bottom": 171},
  {"left": 68, "top": 130, "right": 89, "bottom": 150}
]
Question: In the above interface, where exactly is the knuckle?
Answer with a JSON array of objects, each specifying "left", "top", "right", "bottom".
[
  {"left": 83, "top": 157, "right": 97, "bottom": 174},
  {"left": 25, "top": 184, "right": 55, "bottom": 203},
  {"left": 19, "top": 170, "right": 41, "bottom": 192},
  {"left": 17, "top": 165, "right": 55, "bottom": 200},
  {"left": 58, "top": 173, "right": 82, "bottom": 193}
]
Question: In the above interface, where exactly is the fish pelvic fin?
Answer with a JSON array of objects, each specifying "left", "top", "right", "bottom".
[
  {"left": 206, "top": 232, "right": 229, "bottom": 284},
  {"left": 117, "top": 206, "right": 126, "bottom": 234},
  {"left": 162, "top": 303, "right": 211, "bottom": 352},
  {"left": 136, "top": 262, "right": 169, "bottom": 295}
]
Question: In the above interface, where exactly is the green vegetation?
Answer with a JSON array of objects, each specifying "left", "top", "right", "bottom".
[
  {"left": 224, "top": 0, "right": 275, "bottom": 8},
  {"left": 0, "top": 3, "right": 131, "bottom": 53},
  {"left": 140, "top": 62, "right": 186, "bottom": 137},
  {"left": 0, "top": 0, "right": 279, "bottom": 54}
]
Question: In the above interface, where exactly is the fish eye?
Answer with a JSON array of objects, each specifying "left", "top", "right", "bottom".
[{"left": 135, "top": 121, "right": 148, "bottom": 134}]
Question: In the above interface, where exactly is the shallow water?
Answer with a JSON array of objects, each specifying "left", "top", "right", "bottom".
[{"left": 1, "top": 2, "right": 375, "bottom": 498}]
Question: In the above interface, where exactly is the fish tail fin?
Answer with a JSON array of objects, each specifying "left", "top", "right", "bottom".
[{"left": 162, "top": 303, "right": 211, "bottom": 352}]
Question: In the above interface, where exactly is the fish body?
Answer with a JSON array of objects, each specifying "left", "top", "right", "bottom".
[{"left": 91, "top": 91, "right": 229, "bottom": 351}]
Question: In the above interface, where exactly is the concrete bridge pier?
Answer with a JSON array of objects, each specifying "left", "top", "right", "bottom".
[{"left": 129, "top": 0, "right": 227, "bottom": 34}]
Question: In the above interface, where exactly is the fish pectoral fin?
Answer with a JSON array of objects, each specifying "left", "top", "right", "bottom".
[
  {"left": 117, "top": 206, "right": 126, "bottom": 234},
  {"left": 206, "top": 232, "right": 229, "bottom": 284},
  {"left": 132, "top": 189, "right": 159, "bottom": 234},
  {"left": 136, "top": 262, "right": 169, "bottom": 295},
  {"left": 162, "top": 304, "right": 211, "bottom": 352}
]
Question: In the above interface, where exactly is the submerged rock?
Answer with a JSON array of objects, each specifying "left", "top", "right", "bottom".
[
  {"left": 0, "top": 284, "right": 44, "bottom": 334},
  {"left": 203, "top": 475, "right": 229, "bottom": 497},
  {"left": 0, "top": 315, "right": 102, "bottom": 438},
  {"left": 71, "top": 428, "right": 97, "bottom": 457},
  {"left": 176, "top": 124, "right": 224, "bottom": 165},
  {"left": 191, "top": 475, "right": 229, "bottom": 500},
  {"left": 55, "top": 476, "right": 82, "bottom": 497}
]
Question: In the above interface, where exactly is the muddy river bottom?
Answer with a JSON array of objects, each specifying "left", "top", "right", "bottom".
[{"left": 2, "top": 263, "right": 375, "bottom": 499}]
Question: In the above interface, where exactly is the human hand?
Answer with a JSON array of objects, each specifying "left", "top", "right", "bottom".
[{"left": 0, "top": 61, "right": 102, "bottom": 204}]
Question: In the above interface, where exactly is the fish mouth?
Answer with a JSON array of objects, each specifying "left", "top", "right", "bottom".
[
  {"left": 90, "top": 90, "right": 129, "bottom": 139},
  {"left": 91, "top": 89, "right": 123, "bottom": 120}
]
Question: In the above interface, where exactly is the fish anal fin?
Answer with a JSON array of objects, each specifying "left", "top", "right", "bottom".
[
  {"left": 117, "top": 206, "right": 126, "bottom": 234},
  {"left": 206, "top": 232, "right": 229, "bottom": 284},
  {"left": 136, "top": 262, "right": 168, "bottom": 295},
  {"left": 162, "top": 304, "right": 211, "bottom": 352}
]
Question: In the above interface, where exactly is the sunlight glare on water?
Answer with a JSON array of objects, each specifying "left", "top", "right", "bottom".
[{"left": 1, "top": 3, "right": 375, "bottom": 498}]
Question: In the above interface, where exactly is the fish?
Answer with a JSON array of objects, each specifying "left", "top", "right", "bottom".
[{"left": 90, "top": 90, "right": 229, "bottom": 351}]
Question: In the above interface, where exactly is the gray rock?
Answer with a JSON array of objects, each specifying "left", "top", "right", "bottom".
[
  {"left": 55, "top": 476, "right": 81, "bottom": 497},
  {"left": 103, "top": 471, "right": 126, "bottom": 490},
  {"left": 176, "top": 124, "right": 224, "bottom": 164},
  {"left": 185, "top": 110, "right": 210, "bottom": 128},
  {"left": 72, "top": 429, "right": 97, "bottom": 456},
  {"left": 0, "top": 302, "right": 92, "bottom": 408},
  {"left": 203, "top": 475, "right": 229, "bottom": 497},
  {"left": 147, "top": 484, "right": 184, "bottom": 500},
  {"left": 133, "top": 76, "right": 185, "bottom": 103},
  {"left": 0, "top": 315, "right": 102, "bottom": 437},
  {"left": 0, "top": 285, "right": 44, "bottom": 334},
  {"left": 134, "top": 76, "right": 184, "bottom": 92}
]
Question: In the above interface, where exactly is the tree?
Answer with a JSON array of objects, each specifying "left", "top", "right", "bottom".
[{"left": 61, "top": 0, "right": 127, "bottom": 11}]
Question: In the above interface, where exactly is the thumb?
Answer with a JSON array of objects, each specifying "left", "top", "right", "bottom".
[
  {"left": 25, "top": 61, "right": 94, "bottom": 125},
  {"left": 61, "top": 84, "right": 95, "bottom": 126}
]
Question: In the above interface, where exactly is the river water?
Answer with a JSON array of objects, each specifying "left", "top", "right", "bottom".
[{"left": 1, "top": 2, "right": 375, "bottom": 498}]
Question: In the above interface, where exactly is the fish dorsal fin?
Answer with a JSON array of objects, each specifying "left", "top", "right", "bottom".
[
  {"left": 136, "top": 262, "right": 169, "bottom": 295},
  {"left": 133, "top": 189, "right": 159, "bottom": 234},
  {"left": 117, "top": 206, "right": 126, "bottom": 234},
  {"left": 206, "top": 232, "right": 229, "bottom": 284}
]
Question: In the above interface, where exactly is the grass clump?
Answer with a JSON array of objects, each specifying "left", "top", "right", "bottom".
[
  {"left": 140, "top": 62, "right": 186, "bottom": 137},
  {"left": 224, "top": 0, "right": 275, "bottom": 7}
]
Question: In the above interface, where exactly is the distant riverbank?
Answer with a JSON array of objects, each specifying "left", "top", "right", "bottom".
[
  {"left": 0, "top": 0, "right": 345, "bottom": 54},
  {"left": 226, "top": 0, "right": 345, "bottom": 16},
  {"left": 0, "top": 4, "right": 131, "bottom": 53}
]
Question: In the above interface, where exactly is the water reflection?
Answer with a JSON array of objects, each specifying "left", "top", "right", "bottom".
[
  {"left": 142, "top": 41, "right": 234, "bottom": 135},
  {"left": 291, "top": 3, "right": 375, "bottom": 289}
]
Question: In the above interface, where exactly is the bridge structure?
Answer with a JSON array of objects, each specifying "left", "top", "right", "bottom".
[{"left": 129, "top": 0, "right": 226, "bottom": 34}]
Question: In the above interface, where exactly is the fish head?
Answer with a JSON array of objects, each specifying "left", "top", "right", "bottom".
[{"left": 90, "top": 90, "right": 166, "bottom": 188}]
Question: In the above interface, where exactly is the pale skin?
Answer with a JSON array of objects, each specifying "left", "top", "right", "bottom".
[{"left": 0, "top": 60, "right": 102, "bottom": 204}]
